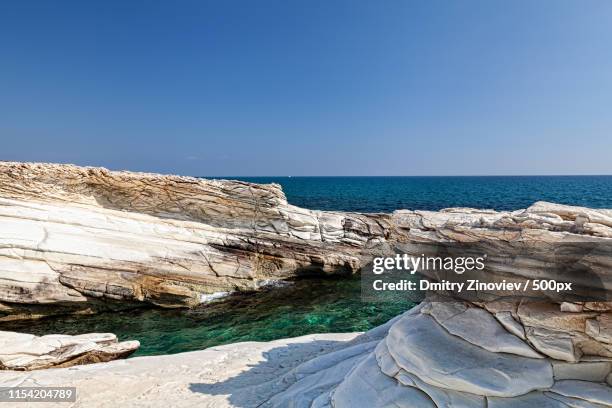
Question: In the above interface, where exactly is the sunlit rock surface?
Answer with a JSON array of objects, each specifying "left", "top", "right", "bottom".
[
  {"left": 1, "top": 301, "right": 610, "bottom": 407},
  {"left": 0, "top": 331, "right": 138, "bottom": 370},
  {"left": 1, "top": 162, "right": 611, "bottom": 320},
  {"left": 0, "top": 162, "right": 611, "bottom": 406},
  {"left": 0, "top": 162, "right": 392, "bottom": 320}
]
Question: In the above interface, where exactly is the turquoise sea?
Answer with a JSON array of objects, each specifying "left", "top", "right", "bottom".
[
  {"left": 3, "top": 276, "right": 413, "bottom": 357},
  {"left": 3, "top": 176, "right": 611, "bottom": 356}
]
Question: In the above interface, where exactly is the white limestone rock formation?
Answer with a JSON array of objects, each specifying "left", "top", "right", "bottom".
[
  {"left": 0, "top": 331, "right": 139, "bottom": 370},
  {"left": 1, "top": 301, "right": 610, "bottom": 407},
  {"left": 0, "top": 162, "right": 611, "bottom": 406},
  {"left": 0, "top": 162, "right": 392, "bottom": 320},
  {"left": 0, "top": 332, "right": 365, "bottom": 407},
  {"left": 1, "top": 162, "right": 612, "bottom": 321},
  {"left": 268, "top": 300, "right": 612, "bottom": 408}
]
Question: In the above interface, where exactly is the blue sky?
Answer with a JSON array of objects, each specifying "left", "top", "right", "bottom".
[{"left": 1, "top": 0, "right": 611, "bottom": 176}]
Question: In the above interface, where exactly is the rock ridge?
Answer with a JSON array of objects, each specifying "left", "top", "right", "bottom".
[
  {"left": 0, "top": 162, "right": 611, "bottom": 406},
  {"left": 2, "top": 162, "right": 611, "bottom": 320}
]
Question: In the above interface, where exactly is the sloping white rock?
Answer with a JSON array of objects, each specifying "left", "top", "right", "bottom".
[
  {"left": 545, "top": 392, "right": 609, "bottom": 408},
  {"left": 422, "top": 302, "right": 542, "bottom": 358},
  {"left": 374, "top": 338, "right": 401, "bottom": 377},
  {"left": 398, "top": 370, "right": 485, "bottom": 408},
  {"left": 551, "top": 380, "right": 612, "bottom": 406},
  {"left": 265, "top": 350, "right": 369, "bottom": 408},
  {"left": 331, "top": 354, "right": 436, "bottom": 408},
  {"left": 487, "top": 391, "right": 580, "bottom": 408},
  {"left": 495, "top": 310, "right": 527, "bottom": 339},
  {"left": 385, "top": 313, "right": 554, "bottom": 397},
  {"left": 552, "top": 360, "right": 611, "bottom": 382},
  {"left": 526, "top": 327, "right": 582, "bottom": 362}
]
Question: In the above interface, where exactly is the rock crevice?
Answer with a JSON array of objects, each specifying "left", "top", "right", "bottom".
[{"left": 0, "top": 162, "right": 611, "bottom": 406}]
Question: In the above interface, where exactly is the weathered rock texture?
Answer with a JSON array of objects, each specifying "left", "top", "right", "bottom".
[
  {"left": 0, "top": 162, "right": 611, "bottom": 406},
  {"left": 268, "top": 301, "right": 612, "bottom": 407},
  {"left": 1, "top": 303, "right": 610, "bottom": 407},
  {"left": 0, "top": 162, "right": 392, "bottom": 320},
  {"left": 0, "top": 331, "right": 138, "bottom": 370},
  {"left": 1, "top": 162, "right": 611, "bottom": 320}
]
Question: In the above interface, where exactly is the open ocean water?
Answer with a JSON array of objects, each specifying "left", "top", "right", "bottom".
[
  {"left": 3, "top": 176, "right": 611, "bottom": 356},
  {"left": 229, "top": 176, "right": 612, "bottom": 212}
]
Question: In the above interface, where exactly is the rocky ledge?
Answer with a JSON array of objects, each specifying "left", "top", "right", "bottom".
[
  {"left": 1, "top": 301, "right": 610, "bottom": 407},
  {"left": 1, "top": 162, "right": 611, "bottom": 320},
  {"left": 0, "top": 331, "right": 139, "bottom": 371},
  {"left": 0, "top": 162, "right": 611, "bottom": 406},
  {"left": 0, "top": 162, "right": 392, "bottom": 319}
]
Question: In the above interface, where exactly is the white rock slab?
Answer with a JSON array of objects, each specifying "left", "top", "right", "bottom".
[
  {"left": 386, "top": 313, "right": 554, "bottom": 397},
  {"left": 423, "top": 302, "right": 541, "bottom": 358},
  {"left": 331, "top": 354, "right": 436, "bottom": 408},
  {"left": 545, "top": 391, "right": 610, "bottom": 408},
  {"left": 399, "top": 370, "right": 485, "bottom": 408},
  {"left": 487, "top": 391, "right": 579, "bottom": 408},
  {"left": 495, "top": 311, "right": 526, "bottom": 339},
  {"left": 552, "top": 360, "right": 611, "bottom": 382},
  {"left": 0, "top": 331, "right": 138, "bottom": 370},
  {"left": 551, "top": 380, "right": 612, "bottom": 406},
  {"left": 374, "top": 338, "right": 401, "bottom": 377},
  {"left": 526, "top": 327, "right": 581, "bottom": 362},
  {"left": 561, "top": 302, "right": 585, "bottom": 313}
]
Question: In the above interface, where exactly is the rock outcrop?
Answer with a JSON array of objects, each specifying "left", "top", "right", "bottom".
[
  {"left": 0, "top": 162, "right": 392, "bottom": 320},
  {"left": 0, "top": 332, "right": 364, "bottom": 407},
  {"left": 268, "top": 300, "right": 612, "bottom": 407},
  {"left": 0, "top": 331, "right": 139, "bottom": 370},
  {"left": 0, "top": 162, "right": 611, "bottom": 406},
  {"left": 1, "top": 302, "right": 610, "bottom": 407},
  {"left": 1, "top": 162, "right": 611, "bottom": 320}
]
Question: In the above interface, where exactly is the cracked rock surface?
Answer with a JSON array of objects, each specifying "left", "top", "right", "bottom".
[
  {"left": 0, "top": 162, "right": 393, "bottom": 319},
  {"left": 1, "top": 162, "right": 611, "bottom": 320},
  {"left": 0, "top": 331, "right": 139, "bottom": 370},
  {"left": 0, "top": 162, "right": 611, "bottom": 406},
  {"left": 1, "top": 301, "right": 610, "bottom": 407}
]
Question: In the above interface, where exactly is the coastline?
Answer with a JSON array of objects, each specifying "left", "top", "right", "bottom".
[
  {"left": 0, "top": 162, "right": 611, "bottom": 407},
  {"left": 0, "top": 332, "right": 365, "bottom": 407}
]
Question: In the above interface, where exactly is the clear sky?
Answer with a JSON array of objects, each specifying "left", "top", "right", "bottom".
[{"left": 1, "top": 1, "right": 611, "bottom": 176}]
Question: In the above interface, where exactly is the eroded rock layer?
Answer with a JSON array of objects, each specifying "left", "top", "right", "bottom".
[
  {"left": 1, "top": 302, "right": 610, "bottom": 407},
  {"left": 1, "top": 162, "right": 611, "bottom": 320},
  {"left": 0, "top": 331, "right": 138, "bottom": 370},
  {"left": 1, "top": 162, "right": 611, "bottom": 406},
  {"left": 0, "top": 162, "right": 392, "bottom": 319},
  {"left": 270, "top": 300, "right": 612, "bottom": 407}
]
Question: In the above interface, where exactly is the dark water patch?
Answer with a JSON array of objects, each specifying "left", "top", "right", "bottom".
[{"left": 0, "top": 276, "right": 414, "bottom": 357}]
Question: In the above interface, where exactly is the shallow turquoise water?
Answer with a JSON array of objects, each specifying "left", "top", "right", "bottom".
[
  {"left": 7, "top": 176, "right": 609, "bottom": 356},
  {"left": 2, "top": 276, "right": 414, "bottom": 357}
]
